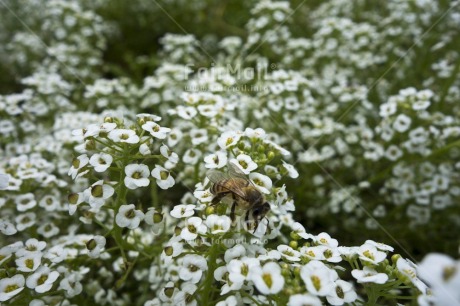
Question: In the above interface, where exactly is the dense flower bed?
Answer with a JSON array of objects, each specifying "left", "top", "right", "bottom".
[{"left": 1, "top": 0, "right": 459, "bottom": 305}]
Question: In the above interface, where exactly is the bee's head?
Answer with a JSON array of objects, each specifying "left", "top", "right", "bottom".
[{"left": 252, "top": 202, "right": 271, "bottom": 221}]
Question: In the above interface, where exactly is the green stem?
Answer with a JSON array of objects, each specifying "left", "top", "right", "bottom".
[
  {"left": 201, "top": 242, "right": 219, "bottom": 306},
  {"left": 151, "top": 181, "right": 159, "bottom": 208}
]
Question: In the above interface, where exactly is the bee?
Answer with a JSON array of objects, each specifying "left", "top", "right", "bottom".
[{"left": 207, "top": 162, "right": 270, "bottom": 232}]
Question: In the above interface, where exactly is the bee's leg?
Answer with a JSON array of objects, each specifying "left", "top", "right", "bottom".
[
  {"left": 253, "top": 218, "right": 259, "bottom": 234},
  {"left": 230, "top": 194, "right": 237, "bottom": 223},
  {"left": 244, "top": 210, "right": 251, "bottom": 231},
  {"left": 211, "top": 192, "right": 230, "bottom": 206}
]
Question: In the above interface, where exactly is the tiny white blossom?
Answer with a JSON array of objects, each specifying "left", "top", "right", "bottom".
[
  {"left": 217, "top": 131, "right": 242, "bottom": 149},
  {"left": 0, "top": 274, "right": 25, "bottom": 302},
  {"left": 0, "top": 173, "right": 9, "bottom": 190},
  {"left": 249, "top": 173, "right": 272, "bottom": 194},
  {"left": 15, "top": 193, "right": 37, "bottom": 212},
  {"left": 352, "top": 266, "right": 389, "bottom": 284},
  {"left": 358, "top": 244, "right": 387, "bottom": 264},
  {"left": 115, "top": 204, "right": 145, "bottom": 229},
  {"left": 288, "top": 294, "right": 322, "bottom": 306},
  {"left": 204, "top": 151, "right": 227, "bottom": 169},
  {"left": 300, "top": 260, "right": 337, "bottom": 296},
  {"left": 393, "top": 114, "right": 412, "bottom": 133},
  {"left": 68, "top": 154, "right": 89, "bottom": 179},
  {"left": 108, "top": 129, "right": 140, "bottom": 144},
  {"left": 124, "top": 164, "right": 150, "bottom": 190},
  {"left": 282, "top": 161, "right": 299, "bottom": 178},
  {"left": 15, "top": 252, "right": 42, "bottom": 272},
  {"left": 26, "top": 266, "right": 60, "bottom": 293},
  {"left": 170, "top": 204, "right": 195, "bottom": 218},
  {"left": 326, "top": 280, "right": 357, "bottom": 305},
  {"left": 89, "top": 153, "right": 113, "bottom": 172},
  {"left": 250, "top": 262, "right": 284, "bottom": 294},
  {"left": 179, "top": 255, "right": 208, "bottom": 283},
  {"left": 142, "top": 121, "right": 171, "bottom": 139},
  {"left": 205, "top": 214, "right": 231, "bottom": 234},
  {"left": 181, "top": 217, "right": 207, "bottom": 240},
  {"left": 151, "top": 165, "right": 175, "bottom": 189},
  {"left": 229, "top": 154, "right": 257, "bottom": 174},
  {"left": 86, "top": 235, "right": 106, "bottom": 258}
]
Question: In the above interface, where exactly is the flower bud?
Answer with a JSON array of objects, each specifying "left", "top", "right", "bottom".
[
  {"left": 289, "top": 240, "right": 298, "bottom": 249},
  {"left": 205, "top": 206, "right": 215, "bottom": 215}
]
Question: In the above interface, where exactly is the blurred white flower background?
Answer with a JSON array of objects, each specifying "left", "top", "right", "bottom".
[{"left": 0, "top": 0, "right": 459, "bottom": 305}]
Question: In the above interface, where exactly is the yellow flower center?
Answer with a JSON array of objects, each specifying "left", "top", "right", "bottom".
[{"left": 262, "top": 273, "right": 273, "bottom": 288}]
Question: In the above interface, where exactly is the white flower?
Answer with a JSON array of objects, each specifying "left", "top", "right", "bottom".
[
  {"left": 151, "top": 165, "right": 175, "bottom": 189},
  {"left": 228, "top": 257, "right": 260, "bottom": 286},
  {"left": 217, "top": 131, "right": 242, "bottom": 149},
  {"left": 108, "top": 129, "right": 140, "bottom": 144},
  {"left": 315, "top": 232, "right": 339, "bottom": 248},
  {"left": 183, "top": 149, "right": 201, "bottom": 164},
  {"left": 84, "top": 180, "right": 115, "bottom": 210},
  {"left": 179, "top": 255, "right": 208, "bottom": 283},
  {"left": 0, "top": 173, "right": 9, "bottom": 190},
  {"left": 174, "top": 283, "right": 198, "bottom": 306},
  {"left": 358, "top": 244, "right": 387, "bottom": 264},
  {"left": 277, "top": 245, "right": 301, "bottom": 262},
  {"left": 68, "top": 154, "right": 89, "bottom": 179},
  {"left": 250, "top": 262, "right": 284, "bottom": 294},
  {"left": 26, "top": 266, "right": 60, "bottom": 293},
  {"left": 89, "top": 153, "right": 113, "bottom": 172},
  {"left": 190, "top": 128, "right": 208, "bottom": 145},
  {"left": 160, "top": 144, "right": 179, "bottom": 164},
  {"left": 288, "top": 294, "right": 322, "bottom": 306},
  {"left": 282, "top": 161, "right": 299, "bottom": 178},
  {"left": 352, "top": 266, "right": 389, "bottom": 284},
  {"left": 244, "top": 127, "right": 266, "bottom": 139},
  {"left": 204, "top": 151, "right": 227, "bottom": 169},
  {"left": 0, "top": 274, "right": 25, "bottom": 302},
  {"left": 136, "top": 113, "right": 161, "bottom": 121},
  {"left": 43, "top": 245, "right": 67, "bottom": 264},
  {"left": 142, "top": 121, "right": 171, "bottom": 139},
  {"left": 16, "top": 239, "right": 46, "bottom": 257},
  {"left": 15, "top": 212, "right": 36, "bottom": 231},
  {"left": 249, "top": 173, "right": 272, "bottom": 194},
  {"left": 181, "top": 217, "right": 207, "bottom": 240},
  {"left": 59, "top": 272, "right": 83, "bottom": 298},
  {"left": 0, "top": 219, "right": 17, "bottom": 235},
  {"left": 115, "top": 204, "right": 145, "bottom": 229},
  {"left": 385, "top": 145, "right": 403, "bottom": 161},
  {"left": 393, "top": 114, "right": 412, "bottom": 133},
  {"left": 224, "top": 244, "right": 246, "bottom": 263},
  {"left": 379, "top": 101, "right": 397, "bottom": 117},
  {"left": 86, "top": 235, "right": 106, "bottom": 258},
  {"left": 216, "top": 295, "right": 238, "bottom": 306},
  {"left": 170, "top": 204, "right": 195, "bottom": 218},
  {"left": 15, "top": 193, "right": 37, "bottom": 212},
  {"left": 326, "top": 280, "right": 357, "bottom": 305},
  {"left": 15, "top": 252, "right": 42, "bottom": 272},
  {"left": 397, "top": 258, "right": 428, "bottom": 293},
  {"left": 300, "top": 260, "right": 337, "bottom": 296},
  {"left": 167, "top": 128, "right": 183, "bottom": 147},
  {"left": 417, "top": 253, "right": 460, "bottom": 305},
  {"left": 364, "top": 240, "right": 394, "bottom": 252},
  {"left": 206, "top": 215, "right": 231, "bottom": 234},
  {"left": 124, "top": 164, "right": 150, "bottom": 189},
  {"left": 229, "top": 154, "right": 257, "bottom": 174}
]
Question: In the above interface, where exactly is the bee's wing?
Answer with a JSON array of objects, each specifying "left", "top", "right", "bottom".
[
  {"left": 228, "top": 161, "right": 260, "bottom": 189},
  {"left": 206, "top": 168, "right": 246, "bottom": 198},
  {"left": 227, "top": 161, "right": 248, "bottom": 178}
]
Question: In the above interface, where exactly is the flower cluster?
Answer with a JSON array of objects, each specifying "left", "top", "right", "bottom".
[{"left": 1, "top": 0, "right": 459, "bottom": 305}]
